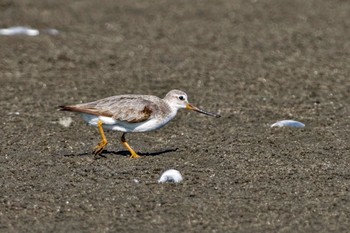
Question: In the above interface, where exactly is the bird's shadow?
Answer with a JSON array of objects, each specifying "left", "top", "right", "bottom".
[{"left": 62, "top": 148, "right": 179, "bottom": 158}]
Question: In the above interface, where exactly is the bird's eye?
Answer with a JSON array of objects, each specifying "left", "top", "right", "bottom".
[{"left": 178, "top": 96, "right": 185, "bottom": 101}]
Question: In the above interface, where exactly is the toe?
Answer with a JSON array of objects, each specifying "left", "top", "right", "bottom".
[{"left": 130, "top": 153, "right": 141, "bottom": 159}]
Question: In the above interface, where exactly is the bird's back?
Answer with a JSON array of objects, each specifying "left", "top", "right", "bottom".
[{"left": 60, "top": 94, "right": 172, "bottom": 124}]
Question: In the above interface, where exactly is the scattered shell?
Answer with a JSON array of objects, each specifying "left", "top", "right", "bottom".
[
  {"left": 59, "top": 117, "right": 73, "bottom": 128},
  {"left": 158, "top": 169, "right": 183, "bottom": 183},
  {"left": 0, "top": 26, "right": 59, "bottom": 36},
  {"left": 133, "top": 179, "right": 139, "bottom": 184},
  {"left": 271, "top": 120, "right": 305, "bottom": 128},
  {"left": 0, "top": 26, "right": 39, "bottom": 36}
]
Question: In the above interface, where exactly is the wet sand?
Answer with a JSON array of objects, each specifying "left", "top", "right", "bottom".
[{"left": 1, "top": 0, "right": 349, "bottom": 232}]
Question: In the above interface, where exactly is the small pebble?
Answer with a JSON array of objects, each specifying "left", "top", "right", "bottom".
[
  {"left": 42, "top": 28, "right": 59, "bottom": 35},
  {"left": 271, "top": 120, "right": 305, "bottom": 128},
  {"left": 158, "top": 169, "right": 183, "bottom": 183},
  {"left": 8, "top": 112, "right": 20, "bottom": 115}
]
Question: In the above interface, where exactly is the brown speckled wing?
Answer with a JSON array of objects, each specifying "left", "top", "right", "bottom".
[{"left": 62, "top": 96, "right": 158, "bottom": 123}]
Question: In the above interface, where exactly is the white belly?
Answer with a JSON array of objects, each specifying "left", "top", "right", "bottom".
[{"left": 81, "top": 113, "right": 176, "bottom": 133}]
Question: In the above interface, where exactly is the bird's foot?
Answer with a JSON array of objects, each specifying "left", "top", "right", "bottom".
[
  {"left": 93, "top": 140, "right": 108, "bottom": 155},
  {"left": 130, "top": 151, "right": 140, "bottom": 159}
]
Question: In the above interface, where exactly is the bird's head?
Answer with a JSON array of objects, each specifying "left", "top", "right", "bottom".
[{"left": 164, "top": 90, "right": 221, "bottom": 118}]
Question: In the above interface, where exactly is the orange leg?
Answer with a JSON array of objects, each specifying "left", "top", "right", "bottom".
[
  {"left": 93, "top": 120, "right": 108, "bottom": 155},
  {"left": 121, "top": 133, "right": 140, "bottom": 159}
]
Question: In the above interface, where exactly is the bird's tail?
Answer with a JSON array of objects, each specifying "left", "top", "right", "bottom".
[{"left": 58, "top": 105, "right": 75, "bottom": 112}]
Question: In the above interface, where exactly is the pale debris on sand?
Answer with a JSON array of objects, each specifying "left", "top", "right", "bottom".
[{"left": 59, "top": 117, "right": 73, "bottom": 128}]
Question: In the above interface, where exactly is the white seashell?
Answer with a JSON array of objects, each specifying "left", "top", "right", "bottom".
[
  {"left": 158, "top": 169, "right": 183, "bottom": 183},
  {"left": 0, "top": 26, "right": 39, "bottom": 36},
  {"left": 271, "top": 120, "right": 305, "bottom": 128},
  {"left": 59, "top": 117, "right": 73, "bottom": 128}
]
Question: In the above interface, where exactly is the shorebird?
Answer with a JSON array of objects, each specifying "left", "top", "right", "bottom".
[{"left": 59, "top": 90, "right": 220, "bottom": 158}]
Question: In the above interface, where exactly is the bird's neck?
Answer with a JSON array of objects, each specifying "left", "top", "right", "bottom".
[{"left": 163, "top": 99, "right": 179, "bottom": 121}]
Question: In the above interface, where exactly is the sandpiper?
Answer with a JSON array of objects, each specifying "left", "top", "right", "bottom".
[{"left": 59, "top": 90, "right": 220, "bottom": 158}]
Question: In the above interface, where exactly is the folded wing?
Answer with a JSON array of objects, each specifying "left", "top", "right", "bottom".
[{"left": 59, "top": 96, "right": 158, "bottom": 123}]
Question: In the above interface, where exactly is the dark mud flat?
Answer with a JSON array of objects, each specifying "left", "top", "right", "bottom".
[{"left": 1, "top": 0, "right": 349, "bottom": 232}]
